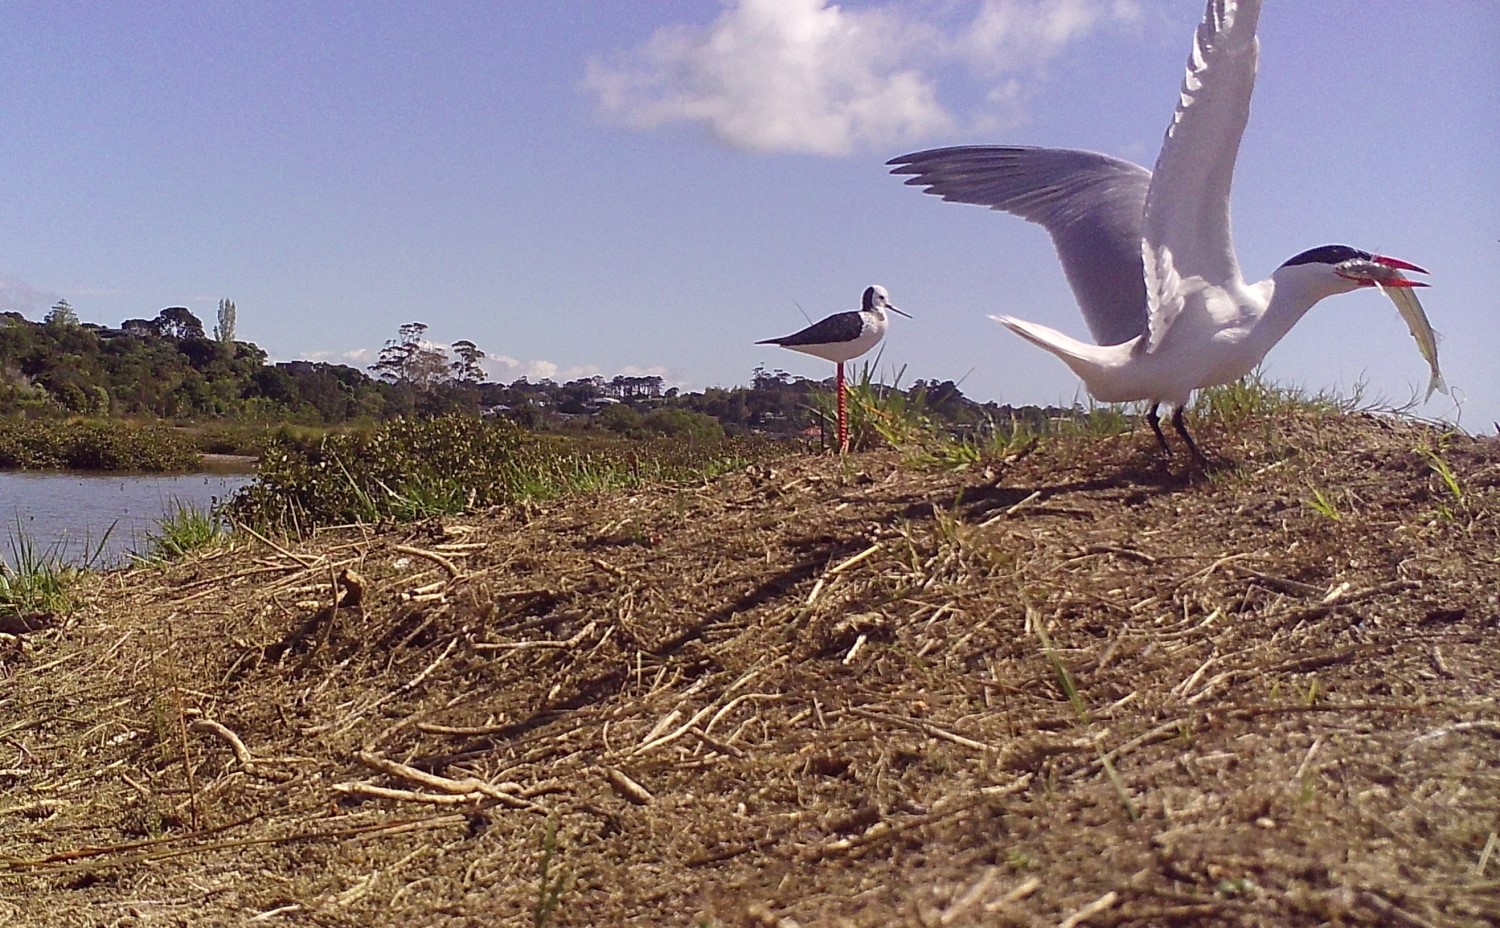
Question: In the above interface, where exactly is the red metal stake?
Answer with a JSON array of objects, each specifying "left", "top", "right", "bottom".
[{"left": 836, "top": 361, "right": 848, "bottom": 453}]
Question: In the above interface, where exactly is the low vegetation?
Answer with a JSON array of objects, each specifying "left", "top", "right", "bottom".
[
  {"left": 226, "top": 415, "right": 780, "bottom": 530},
  {"left": 0, "top": 418, "right": 200, "bottom": 471}
]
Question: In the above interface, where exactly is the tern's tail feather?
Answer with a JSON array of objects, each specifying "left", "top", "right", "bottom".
[
  {"left": 991, "top": 314, "right": 1123, "bottom": 380},
  {"left": 991, "top": 315, "right": 1153, "bottom": 404}
]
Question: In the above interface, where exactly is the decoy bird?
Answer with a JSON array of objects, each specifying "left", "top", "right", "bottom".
[{"left": 757, "top": 284, "right": 910, "bottom": 451}]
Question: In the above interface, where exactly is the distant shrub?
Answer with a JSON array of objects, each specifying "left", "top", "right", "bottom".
[
  {"left": 639, "top": 408, "right": 724, "bottom": 443},
  {"left": 228, "top": 414, "right": 774, "bottom": 530},
  {"left": 0, "top": 418, "right": 199, "bottom": 471}
]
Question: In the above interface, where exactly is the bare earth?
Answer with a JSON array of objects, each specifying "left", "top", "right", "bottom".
[{"left": 4, "top": 408, "right": 1498, "bottom": 927}]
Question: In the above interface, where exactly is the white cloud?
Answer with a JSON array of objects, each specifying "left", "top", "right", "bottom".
[
  {"left": 299, "top": 348, "right": 375, "bottom": 366},
  {"left": 482, "top": 357, "right": 687, "bottom": 388},
  {"left": 585, "top": 0, "right": 949, "bottom": 155},
  {"left": 961, "top": 0, "right": 1136, "bottom": 75},
  {"left": 584, "top": 0, "right": 1139, "bottom": 155},
  {"left": 290, "top": 349, "right": 681, "bottom": 389},
  {"left": 483, "top": 355, "right": 598, "bottom": 383}
]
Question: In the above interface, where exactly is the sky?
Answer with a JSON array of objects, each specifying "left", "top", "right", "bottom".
[{"left": 2, "top": 1, "right": 1496, "bottom": 431}]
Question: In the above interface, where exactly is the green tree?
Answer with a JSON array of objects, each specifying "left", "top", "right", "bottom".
[
  {"left": 371, "top": 322, "right": 425, "bottom": 384},
  {"left": 155, "top": 306, "right": 205, "bottom": 340},
  {"left": 370, "top": 321, "right": 451, "bottom": 418},
  {"left": 450, "top": 339, "right": 486, "bottom": 383},
  {"left": 45, "top": 299, "right": 79, "bottom": 327},
  {"left": 641, "top": 408, "right": 724, "bottom": 442},
  {"left": 596, "top": 402, "right": 641, "bottom": 434},
  {"left": 215, "top": 298, "right": 237, "bottom": 345}
]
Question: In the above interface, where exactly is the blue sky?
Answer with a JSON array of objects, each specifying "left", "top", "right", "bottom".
[{"left": 2, "top": 1, "right": 1496, "bottom": 430}]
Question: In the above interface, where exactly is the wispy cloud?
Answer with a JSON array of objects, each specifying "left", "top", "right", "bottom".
[
  {"left": 481, "top": 357, "right": 684, "bottom": 387},
  {"left": 584, "top": 0, "right": 1140, "bottom": 156},
  {"left": 0, "top": 277, "right": 59, "bottom": 314},
  {"left": 64, "top": 287, "right": 127, "bottom": 301},
  {"left": 290, "top": 348, "right": 681, "bottom": 388}
]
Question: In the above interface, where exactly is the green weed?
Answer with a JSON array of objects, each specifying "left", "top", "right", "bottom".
[
  {"left": 1304, "top": 486, "right": 1342, "bottom": 521},
  {"left": 1029, "top": 605, "right": 1138, "bottom": 821},
  {"left": 533, "top": 819, "right": 572, "bottom": 928},
  {"left": 805, "top": 361, "right": 933, "bottom": 452},
  {"left": 0, "top": 418, "right": 200, "bottom": 471},
  {"left": 1416, "top": 443, "right": 1464, "bottom": 504}
]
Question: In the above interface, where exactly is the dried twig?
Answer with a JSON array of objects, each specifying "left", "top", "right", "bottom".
[
  {"left": 332, "top": 782, "right": 488, "bottom": 805},
  {"left": 603, "top": 767, "right": 653, "bottom": 805},
  {"left": 189, "top": 718, "right": 294, "bottom": 782},
  {"left": 236, "top": 522, "right": 324, "bottom": 568},
  {"left": 807, "top": 776, "right": 1031, "bottom": 860},
  {"left": 1057, "top": 890, "right": 1119, "bottom": 928},
  {"left": 350, "top": 750, "right": 538, "bottom": 810},
  {"left": 846, "top": 707, "right": 990, "bottom": 752},
  {"left": 979, "top": 489, "right": 1042, "bottom": 526},
  {"left": 394, "top": 543, "right": 465, "bottom": 579},
  {"left": 4, "top": 814, "right": 467, "bottom": 874},
  {"left": 829, "top": 543, "right": 881, "bottom": 575}
]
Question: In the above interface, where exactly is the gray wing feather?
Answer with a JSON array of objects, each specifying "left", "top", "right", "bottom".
[{"left": 889, "top": 145, "right": 1152, "bottom": 346}]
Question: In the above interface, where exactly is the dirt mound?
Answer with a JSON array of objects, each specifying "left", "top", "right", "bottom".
[{"left": 4, "top": 409, "right": 1498, "bottom": 927}]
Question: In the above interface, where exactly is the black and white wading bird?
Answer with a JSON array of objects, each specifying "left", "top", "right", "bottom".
[
  {"left": 757, "top": 284, "right": 910, "bottom": 451},
  {"left": 889, "top": 0, "right": 1443, "bottom": 464}
]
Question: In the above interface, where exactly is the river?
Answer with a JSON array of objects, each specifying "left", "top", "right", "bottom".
[{"left": 0, "top": 469, "right": 255, "bottom": 570}]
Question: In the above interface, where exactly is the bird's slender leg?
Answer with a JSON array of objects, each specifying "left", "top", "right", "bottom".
[
  {"left": 836, "top": 362, "right": 849, "bottom": 454},
  {"left": 1172, "top": 406, "right": 1209, "bottom": 467},
  {"left": 1145, "top": 404, "right": 1171, "bottom": 455}
]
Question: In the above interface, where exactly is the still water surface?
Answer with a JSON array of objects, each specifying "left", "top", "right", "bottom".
[{"left": 0, "top": 470, "right": 253, "bottom": 569}]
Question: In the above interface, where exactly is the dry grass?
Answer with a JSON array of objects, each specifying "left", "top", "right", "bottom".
[{"left": 2, "top": 407, "right": 1498, "bottom": 926}]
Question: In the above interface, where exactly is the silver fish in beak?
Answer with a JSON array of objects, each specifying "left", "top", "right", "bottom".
[{"left": 1335, "top": 256, "right": 1445, "bottom": 399}]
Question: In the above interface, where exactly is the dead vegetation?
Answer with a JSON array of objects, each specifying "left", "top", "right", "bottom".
[{"left": 2, "top": 408, "right": 1498, "bottom": 927}]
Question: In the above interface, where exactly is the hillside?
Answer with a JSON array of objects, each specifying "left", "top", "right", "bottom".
[{"left": 3, "top": 408, "right": 1498, "bottom": 926}]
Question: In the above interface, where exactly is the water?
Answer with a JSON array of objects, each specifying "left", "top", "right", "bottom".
[{"left": 0, "top": 469, "right": 254, "bottom": 569}]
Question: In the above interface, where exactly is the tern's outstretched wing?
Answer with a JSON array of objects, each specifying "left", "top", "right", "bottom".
[
  {"left": 888, "top": 146, "right": 1151, "bottom": 347},
  {"left": 1141, "top": 0, "right": 1262, "bottom": 350}
]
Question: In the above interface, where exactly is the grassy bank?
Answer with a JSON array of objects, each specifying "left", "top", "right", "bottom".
[{"left": 2, "top": 396, "right": 1494, "bottom": 926}]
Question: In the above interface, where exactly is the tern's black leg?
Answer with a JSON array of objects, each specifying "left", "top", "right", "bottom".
[
  {"left": 1146, "top": 404, "right": 1171, "bottom": 455},
  {"left": 1172, "top": 406, "right": 1209, "bottom": 467}
]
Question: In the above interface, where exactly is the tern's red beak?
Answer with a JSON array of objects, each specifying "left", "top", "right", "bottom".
[{"left": 1372, "top": 255, "right": 1430, "bottom": 288}]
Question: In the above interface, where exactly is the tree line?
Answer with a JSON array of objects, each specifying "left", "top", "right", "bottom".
[{"left": 1, "top": 304, "right": 1060, "bottom": 436}]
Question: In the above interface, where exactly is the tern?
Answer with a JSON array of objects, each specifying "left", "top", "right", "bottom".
[
  {"left": 757, "top": 284, "right": 910, "bottom": 451},
  {"left": 889, "top": 0, "right": 1439, "bottom": 464}
]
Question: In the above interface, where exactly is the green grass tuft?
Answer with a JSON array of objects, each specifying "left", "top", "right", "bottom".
[
  {"left": 1, "top": 519, "right": 111, "bottom": 618},
  {"left": 133, "top": 501, "right": 231, "bottom": 565}
]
